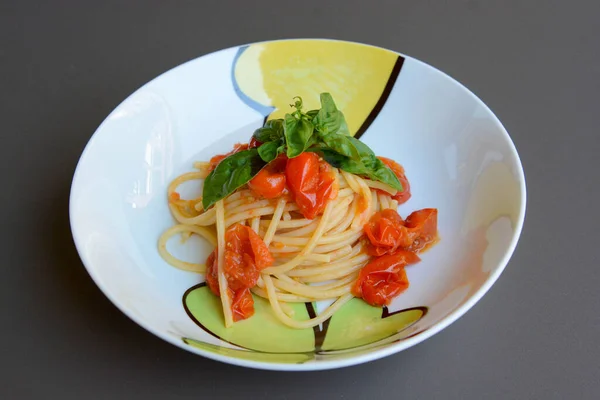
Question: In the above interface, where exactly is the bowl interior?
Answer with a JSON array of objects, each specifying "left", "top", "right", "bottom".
[{"left": 70, "top": 39, "right": 525, "bottom": 370}]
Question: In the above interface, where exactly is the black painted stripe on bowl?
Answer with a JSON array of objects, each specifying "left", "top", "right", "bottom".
[
  {"left": 354, "top": 55, "right": 405, "bottom": 140},
  {"left": 305, "top": 302, "right": 325, "bottom": 351}
]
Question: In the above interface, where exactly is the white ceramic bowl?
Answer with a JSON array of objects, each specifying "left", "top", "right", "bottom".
[{"left": 70, "top": 39, "right": 526, "bottom": 370}]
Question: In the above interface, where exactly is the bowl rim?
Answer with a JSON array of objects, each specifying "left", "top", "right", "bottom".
[{"left": 69, "top": 38, "right": 527, "bottom": 371}]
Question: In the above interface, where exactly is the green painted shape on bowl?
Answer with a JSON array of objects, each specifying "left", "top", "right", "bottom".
[
  {"left": 321, "top": 298, "right": 424, "bottom": 351},
  {"left": 182, "top": 338, "right": 313, "bottom": 364},
  {"left": 184, "top": 284, "right": 315, "bottom": 353}
]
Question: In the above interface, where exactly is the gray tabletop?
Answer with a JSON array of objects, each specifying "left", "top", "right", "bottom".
[{"left": 2, "top": 1, "right": 599, "bottom": 399}]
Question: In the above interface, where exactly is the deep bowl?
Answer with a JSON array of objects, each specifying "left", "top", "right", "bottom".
[{"left": 70, "top": 39, "right": 526, "bottom": 370}]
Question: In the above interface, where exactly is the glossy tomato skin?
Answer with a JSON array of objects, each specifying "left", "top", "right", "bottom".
[
  {"left": 248, "top": 156, "right": 287, "bottom": 199},
  {"left": 224, "top": 224, "right": 273, "bottom": 290},
  {"left": 364, "top": 209, "right": 414, "bottom": 256},
  {"left": 231, "top": 288, "right": 254, "bottom": 321},
  {"left": 363, "top": 208, "right": 438, "bottom": 255},
  {"left": 318, "top": 161, "right": 338, "bottom": 207},
  {"left": 205, "top": 224, "right": 274, "bottom": 321},
  {"left": 352, "top": 250, "right": 421, "bottom": 306},
  {"left": 286, "top": 152, "right": 319, "bottom": 216},
  {"left": 208, "top": 143, "right": 249, "bottom": 172},
  {"left": 286, "top": 152, "right": 338, "bottom": 219},
  {"left": 205, "top": 250, "right": 220, "bottom": 296},
  {"left": 378, "top": 157, "right": 411, "bottom": 204},
  {"left": 405, "top": 208, "right": 438, "bottom": 252}
]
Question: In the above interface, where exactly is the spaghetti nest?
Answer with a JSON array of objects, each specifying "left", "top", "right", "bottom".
[
  {"left": 158, "top": 93, "right": 438, "bottom": 329},
  {"left": 159, "top": 161, "right": 400, "bottom": 329}
]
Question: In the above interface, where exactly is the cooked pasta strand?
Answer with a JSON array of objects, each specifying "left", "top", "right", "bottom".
[{"left": 159, "top": 154, "right": 417, "bottom": 330}]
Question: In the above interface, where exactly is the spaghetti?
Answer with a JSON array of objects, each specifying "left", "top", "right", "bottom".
[{"left": 157, "top": 93, "right": 439, "bottom": 329}]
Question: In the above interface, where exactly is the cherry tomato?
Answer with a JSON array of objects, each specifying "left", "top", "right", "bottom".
[
  {"left": 404, "top": 208, "right": 438, "bottom": 252},
  {"left": 248, "top": 156, "right": 287, "bottom": 199},
  {"left": 204, "top": 224, "right": 274, "bottom": 322},
  {"left": 231, "top": 288, "right": 254, "bottom": 321},
  {"left": 224, "top": 224, "right": 274, "bottom": 290},
  {"left": 364, "top": 209, "right": 416, "bottom": 256},
  {"left": 208, "top": 143, "right": 249, "bottom": 172},
  {"left": 352, "top": 251, "right": 421, "bottom": 306},
  {"left": 205, "top": 250, "right": 219, "bottom": 296},
  {"left": 378, "top": 157, "right": 411, "bottom": 204},
  {"left": 363, "top": 208, "right": 439, "bottom": 255},
  {"left": 286, "top": 152, "right": 338, "bottom": 219},
  {"left": 249, "top": 137, "right": 262, "bottom": 149}
]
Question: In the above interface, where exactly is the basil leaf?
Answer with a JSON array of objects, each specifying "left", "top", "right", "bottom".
[
  {"left": 306, "top": 109, "right": 319, "bottom": 119},
  {"left": 320, "top": 132, "right": 361, "bottom": 161},
  {"left": 253, "top": 119, "right": 284, "bottom": 143},
  {"left": 310, "top": 147, "right": 348, "bottom": 168},
  {"left": 312, "top": 138, "right": 403, "bottom": 191},
  {"left": 284, "top": 114, "right": 314, "bottom": 158},
  {"left": 202, "top": 149, "right": 266, "bottom": 209},
  {"left": 369, "top": 157, "right": 403, "bottom": 191},
  {"left": 313, "top": 92, "right": 350, "bottom": 136},
  {"left": 257, "top": 140, "right": 282, "bottom": 163},
  {"left": 346, "top": 137, "right": 402, "bottom": 190}
]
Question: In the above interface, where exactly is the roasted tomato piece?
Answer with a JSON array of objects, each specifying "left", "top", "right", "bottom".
[
  {"left": 404, "top": 208, "right": 438, "bottom": 252},
  {"left": 378, "top": 156, "right": 411, "bottom": 205},
  {"left": 248, "top": 155, "right": 287, "bottom": 199},
  {"left": 204, "top": 224, "right": 274, "bottom": 321},
  {"left": 352, "top": 251, "right": 421, "bottom": 306},
  {"left": 286, "top": 152, "right": 338, "bottom": 219}
]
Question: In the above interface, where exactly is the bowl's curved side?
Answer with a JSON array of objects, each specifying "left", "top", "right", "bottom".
[{"left": 69, "top": 38, "right": 526, "bottom": 371}]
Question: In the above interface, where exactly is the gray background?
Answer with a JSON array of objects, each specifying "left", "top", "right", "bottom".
[{"left": 2, "top": 1, "right": 598, "bottom": 399}]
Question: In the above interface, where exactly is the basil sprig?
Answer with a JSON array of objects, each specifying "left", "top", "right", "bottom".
[{"left": 202, "top": 93, "right": 403, "bottom": 209}]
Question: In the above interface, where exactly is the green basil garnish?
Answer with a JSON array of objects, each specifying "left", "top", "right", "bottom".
[
  {"left": 313, "top": 141, "right": 402, "bottom": 192},
  {"left": 201, "top": 93, "right": 404, "bottom": 208},
  {"left": 202, "top": 149, "right": 266, "bottom": 209},
  {"left": 284, "top": 114, "right": 314, "bottom": 158},
  {"left": 257, "top": 140, "right": 283, "bottom": 163},
  {"left": 252, "top": 119, "right": 284, "bottom": 143},
  {"left": 313, "top": 93, "right": 349, "bottom": 136},
  {"left": 319, "top": 132, "right": 360, "bottom": 161}
]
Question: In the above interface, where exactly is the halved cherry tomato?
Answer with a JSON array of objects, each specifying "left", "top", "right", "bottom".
[
  {"left": 364, "top": 209, "right": 416, "bottom": 256},
  {"left": 248, "top": 155, "right": 287, "bottom": 199},
  {"left": 405, "top": 208, "right": 438, "bottom": 252},
  {"left": 378, "top": 157, "right": 411, "bottom": 204},
  {"left": 286, "top": 152, "right": 338, "bottom": 219},
  {"left": 204, "top": 224, "right": 274, "bottom": 321},
  {"left": 352, "top": 250, "right": 421, "bottom": 306},
  {"left": 231, "top": 288, "right": 254, "bottom": 321},
  {"left": 208, "top": 143, "right": 249, "bottom": 172}
]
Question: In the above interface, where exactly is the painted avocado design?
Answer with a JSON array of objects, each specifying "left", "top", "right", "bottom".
[
  {"left": 183, "top": 284, "right": 426, "bottom": 361},
  {"left": 183, "top": 284, "right": 315, "bottom": 354},
  {"left": 320, "top": 299, "right": 425, "bottom": 352}
]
